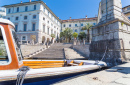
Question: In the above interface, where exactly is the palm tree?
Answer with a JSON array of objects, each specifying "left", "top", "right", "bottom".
[
  {"left": 81, "top": 23, "right": 93, "bottom": 43},
  {"left": 60, "top": 32, "right": 65, "bottom": 40},
  {"left": 78, "top": 32, "right": 86, "bottom": 41},
  {"left": 63, "top": 28, "right": 73, "bottom": 43}
]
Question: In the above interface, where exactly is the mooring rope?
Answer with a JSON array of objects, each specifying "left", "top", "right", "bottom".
[
  {"left": 16, "top": 66, "right": 30, "bottom": 85},
  {"left": 94, "top": 45, "right": 108, "bottom": 66},
  {"left": 101, "top": 46, "right": 108, "bottom": 61}
]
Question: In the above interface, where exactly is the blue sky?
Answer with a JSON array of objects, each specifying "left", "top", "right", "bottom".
[{"left": 0, "top": 0, "right": 130, "bottom": 20}]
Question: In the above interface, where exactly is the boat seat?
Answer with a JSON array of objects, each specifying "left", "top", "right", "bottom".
[
  {"left": 23, "top": 61, "right": 66, "bottom": 69},
  {"left": 67, "top": 60, "right": 83, "bottom": 66}
]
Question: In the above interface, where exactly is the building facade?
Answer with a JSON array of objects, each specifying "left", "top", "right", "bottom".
[
  {"left": 3, "top": 0, "right": 61, "bottom": 44},
  {"left": 61, "top": 17, "right": 97, "bottom": 40},
  {"left": 122, "top": 5, "right": 130, "bottom": 19}
]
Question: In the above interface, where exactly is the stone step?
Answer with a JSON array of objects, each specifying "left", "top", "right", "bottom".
[{"left": 30, "top": 43, "right": 72, "bottom": 60}]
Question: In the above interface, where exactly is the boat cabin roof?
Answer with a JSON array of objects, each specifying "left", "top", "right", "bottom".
[{"left": 0, "top": 18, "right": 15, "bottom": 27}]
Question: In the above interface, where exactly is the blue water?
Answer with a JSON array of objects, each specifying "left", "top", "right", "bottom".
[{"left": 23, "top": 70, "right": 98, "bottom": 85}]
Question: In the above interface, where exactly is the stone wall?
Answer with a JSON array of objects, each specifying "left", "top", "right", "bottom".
[
  {"left": 90, "top": 20, "right": 130, "bottom": 67},
  {"left": 73, "top": 45, "right": 90, "bottom": 58},
  {"left": 21, "top": 45, "right": 46, "bottom": 56}
]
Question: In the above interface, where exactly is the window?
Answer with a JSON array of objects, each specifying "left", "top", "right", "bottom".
[
  {"left": 81, "top": 23, "right": 83, "bottom": 26},
  {"left": 75, "top": 29, "right": 77, "bottom": 32},
  {"left": 15, "top": 24, "right": 18, "bottom": 32},
  {"left": 34, "top": 5, "right": 36, "bottom": 10},
  {"left": 51, "top": 30, "right": 53, "bottom": 34},
  {"left": 44, "top": 8, "right": 46, "bottom": 12},
  {"left": 33, "top": 15, "right": 36, "bottom": 19},
  {"left": 7, "top": 18, "right": 10, "bottom": 20},
  {"left": 93, "top": 23, "right": 96, "bottom": 26},
  {"left": 8, "top": 9, "right": 11, "bottom": 13},
  {"left": 0, "top": 28, "right": 8, "bottom": 61},
  {"left": 23, "top": 24, "right": 27, "bottom": 31},
  {"left": 75, "top": 24, "right": 77, "bottom": 27},
  {"left": 47, "top": 28, "right": 49, "bottom": 35},
  {"left": 43, "top": 25, "right": 45, "bottom": 32},
  {"left": 48, "top": 12, "right": 50, "bottom": 16},
  {"left": 32, "top": 23, "right": 36, "bottom": 31},
  {"left": 48, "top": 21, "right": 49, "bottom": 24},
  {"left": 15, "top": 17, "right": 19, "bottom": 20},
  {"left": 63, "top": 24, "right": 66, "bottom": 27},
  {"left": 127, "top": 7, "right": 130, "bottom": 10},
  {"left": 24, "top": 16, "right": 27, "bottom": 20},
  {"left": 25, "top": 6, "right": 28, "bottom": 11},
  {"left": 16, "top": 7, "right": 19, "bottom": 12},
  {"left": 69, "top": 24, "right": 71, "bottom": 27},
  {"left": 22, "top": 36, "right": 26, "bottom": 41},
  {"left": 43, "top": 17, "right": 45, "bottom": 20}
]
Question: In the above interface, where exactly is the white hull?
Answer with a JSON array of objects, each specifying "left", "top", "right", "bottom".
[{"left": 0, "top": 60, "right": 107, "bottom": 82}]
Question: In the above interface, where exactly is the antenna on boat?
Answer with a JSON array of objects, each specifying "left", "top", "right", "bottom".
[{"left": 0, "top": 7, "right": 6, "bottom": 18}]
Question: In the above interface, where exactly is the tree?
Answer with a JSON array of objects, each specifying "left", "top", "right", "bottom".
[
  {"left": 60, "top": 32, "right": 65, "bottom": 39},
  {"left": 73, "top": 32, "right": 78, "bottom": 39},
  {"left": 78, "top": 32, "right": 86, "bottom": 40},
  {"left": 63, "top": 28, "right": 73, "bottom": 42},
  {"left": 81, "top": 23, "right": 93, "bottom": 42},
  {"left": 51, "top": 34, "right": 55, "bottom": 39}
]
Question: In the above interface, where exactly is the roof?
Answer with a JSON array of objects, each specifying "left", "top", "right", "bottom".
[
  {"left": 122, "top": 5, "right": 130, "bottom": 9},
  {"left": 3, "top": 1, "right": 61, "bottom": 23},
  {"left": 0, "top": 18, "right": 15, "bottom": 27},
  {"left": 62, "top": 17, "right": 97, "bottom": 23}
]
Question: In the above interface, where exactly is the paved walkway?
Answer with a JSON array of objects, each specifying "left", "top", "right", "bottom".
[
  {"left": 64, "top": 48, "right": 88, "bottom": 60},
  {"left": 53, "top": 62, "right": 130, "bottom": 85}
]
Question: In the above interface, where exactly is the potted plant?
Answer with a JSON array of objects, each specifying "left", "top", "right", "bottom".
[
  {"left": 51, "top": 34, "right": 55, "bottom": 43},
  {"left": 73, "top": 32, "right": 78, "bottom": 40}
]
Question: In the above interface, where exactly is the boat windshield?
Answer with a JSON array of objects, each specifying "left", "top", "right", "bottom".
[
  {"left": 0, "top": 28, "right": 8, "bottom": 61},
  {"left": 11, "top": 29, "right": 23, "bottom": 62}
]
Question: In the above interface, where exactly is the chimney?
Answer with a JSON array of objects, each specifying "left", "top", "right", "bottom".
[
  {"left": 21, "top": 1, "right": 22, "bottom": 3},
  {"left": 86, "top": 15, "right": 87, "bottom": 18},
  {"left": 29, "top": 0, "right": 31, "bottom": 2},
  {"left": 70, "top": 17, "right": 71, "bottom": 19}
]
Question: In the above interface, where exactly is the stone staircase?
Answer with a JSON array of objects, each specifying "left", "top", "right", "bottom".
[
  {"left": 29, "top": 43, "right": 72, "bottom": 60},
  {"left": 64, "top": 48, "right": 88, "bottom": 60}
]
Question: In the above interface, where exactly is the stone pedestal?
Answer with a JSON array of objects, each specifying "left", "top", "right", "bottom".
[{"left": 89, "top": 0, "right": 130, "bottom": 67}]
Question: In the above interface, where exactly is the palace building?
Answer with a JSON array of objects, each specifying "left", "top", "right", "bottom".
[
  {"left": 3, "top": 0, "right": 61, "bottom": 44},
  {"left": 3, "top": 0, "right": 97, "bottom": 44},
  {"left": 62, "top": 16, "right": 97, "bottom": 36},
  {"left": 122, "top": 5, "right": 130, "bottom": 20}
]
